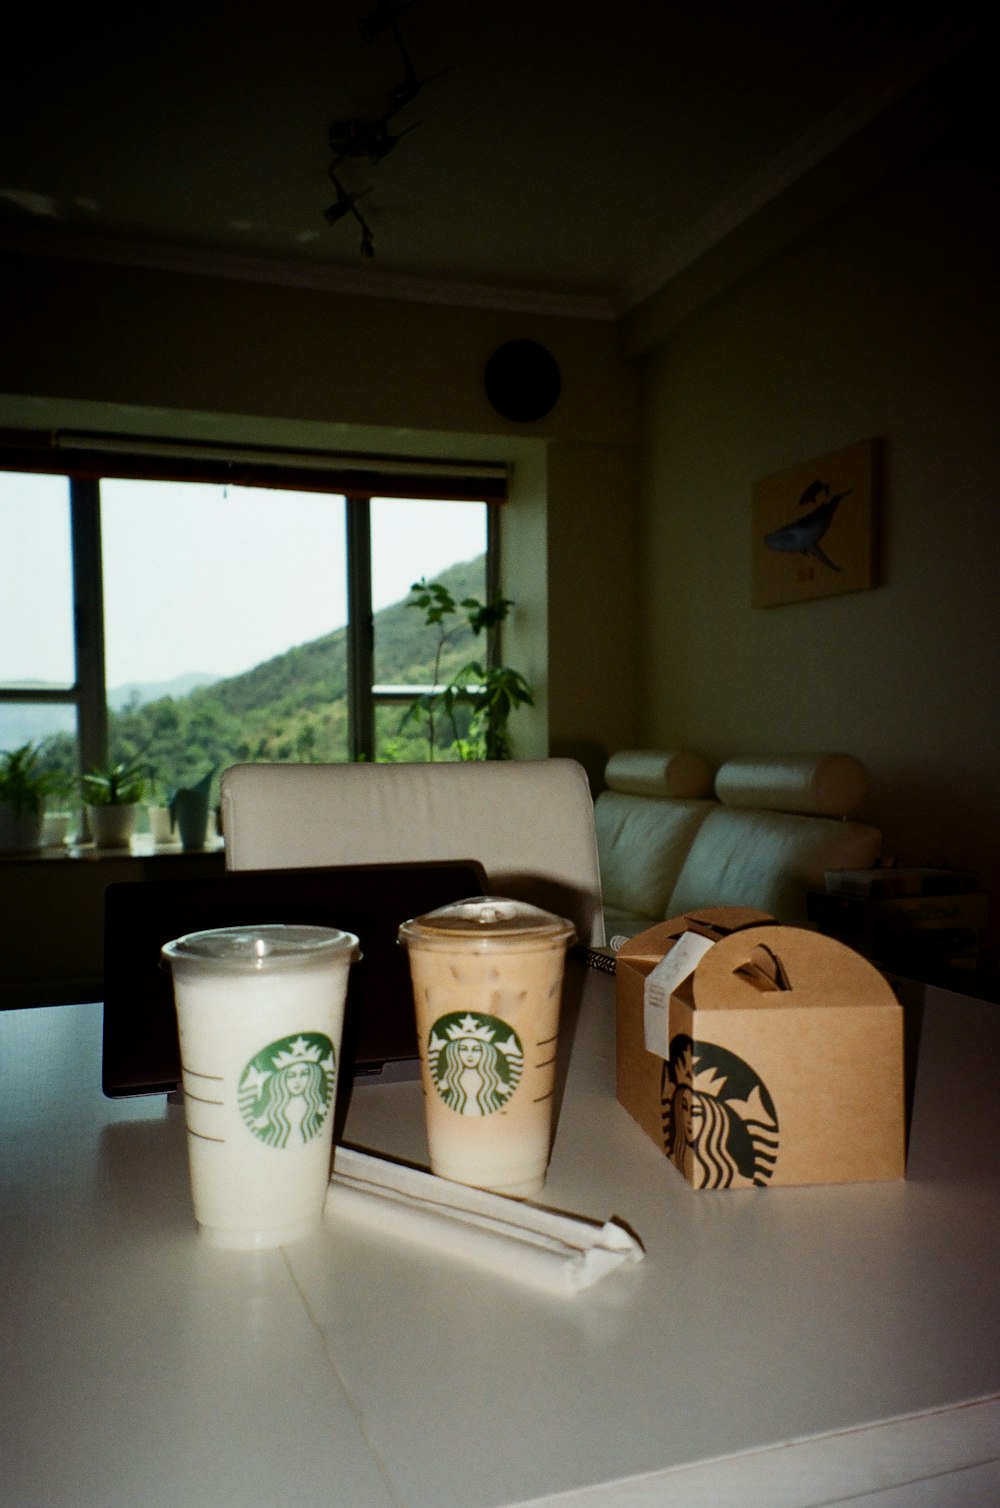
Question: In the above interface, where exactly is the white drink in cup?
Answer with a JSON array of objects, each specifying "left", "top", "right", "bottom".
[
  {"left": 398, "top": 897, "right": 576, "bottom": 1198},
  {"left": 161, "top": 924, "right": 359, "bottom": 1249}
]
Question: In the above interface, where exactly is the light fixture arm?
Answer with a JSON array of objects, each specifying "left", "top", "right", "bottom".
[{"left": 324, "top": 0, "right": 439, "bottom": 259}]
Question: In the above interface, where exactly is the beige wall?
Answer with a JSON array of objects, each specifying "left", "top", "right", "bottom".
[
  {"left": 633, "top": 141, "right": 1000, "bottom": 955},
  {"left": 0, "top": 251, "right": 636, "bottom": 444},
  {"left": 501, "top": 435, "right": 641, "bottom": 780},
  {"left": 0, "top": 250, "right": 641, "bottom": 769},
  {"left": 545, "top": 441, "right": 639, "bottom": 787}
]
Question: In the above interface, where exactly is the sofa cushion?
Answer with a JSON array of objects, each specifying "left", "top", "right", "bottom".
[
  {"left": 603, "top": 903, "right": 664, "bottom": 947},
  {"left": 595, "top": 791, "right": 715, "bottom": 922},
  {"left": 666, "top": 806, "right": 882, "bottom": 925},
  {"left": 604, "top": 748, "right": 713, "bottom": 799},
  {"left": 714, "top": 754, "right": 869, "bottom": 817}
]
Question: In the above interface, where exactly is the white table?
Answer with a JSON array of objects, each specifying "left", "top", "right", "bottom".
[{"left": 2, "top": 971, "right": 999, "bottom": 1508}]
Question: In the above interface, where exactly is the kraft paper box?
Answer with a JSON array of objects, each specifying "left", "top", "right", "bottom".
[
  {"left": 616, "top": 910, "right": 905, "bottom": 1188},
  {"left": 616, "top": 907, "right": 775, "bottom": 1147}
]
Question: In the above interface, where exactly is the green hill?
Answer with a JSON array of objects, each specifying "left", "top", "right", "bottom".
[
  {"left": 102, "top": 555, "right": 488, "bottom": 783},
  {"left": 204, "top": 555, "right": 485, "bottom": 718}
]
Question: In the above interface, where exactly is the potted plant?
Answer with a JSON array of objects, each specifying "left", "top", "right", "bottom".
[
  {"left": 81, "top": 759, "right": 147, "bottom": 848},
  {"left": 0, "top": 742, "right": 68, "bottom": 853},
  {"left": 145, "top": 776, "right": 178, "bottom": 845},
  {"left": 169, "top": 766, "right": 216, "bottom": 849},
  {"left": 402, "top": 580, "right": 534, "bottom": 761}
]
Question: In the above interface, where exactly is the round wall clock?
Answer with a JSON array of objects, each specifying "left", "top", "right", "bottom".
[{"left": 484, "top": 339, "right": 562, "bottom": 422}]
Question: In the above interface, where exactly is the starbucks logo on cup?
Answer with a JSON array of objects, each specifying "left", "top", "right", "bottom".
[
  {"left": 427, "top": 1012, "right": 524, "bottom": 1117},
  {"left": 238, "top": 1032, "right": 336, "bottom": 1148}
]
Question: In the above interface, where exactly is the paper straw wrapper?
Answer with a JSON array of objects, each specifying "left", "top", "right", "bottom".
[{"left": 327, "top": 1145, "right": 644, "bottom": 1295}]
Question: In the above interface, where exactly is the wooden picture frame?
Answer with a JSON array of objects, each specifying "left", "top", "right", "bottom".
[{"left": 751, "top": 440, "right": 878, "bottom": 608}]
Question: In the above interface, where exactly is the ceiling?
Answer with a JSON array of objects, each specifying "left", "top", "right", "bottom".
[{"left": 0, "top": 1, "right": 979, "bottom": 318}]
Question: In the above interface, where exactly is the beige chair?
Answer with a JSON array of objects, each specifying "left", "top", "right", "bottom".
[{"left": 220, "top": 758, "right": 606, "bottom": 947}]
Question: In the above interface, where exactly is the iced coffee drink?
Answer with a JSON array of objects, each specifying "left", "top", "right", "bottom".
[
  {"left": 162, "top": 923, "right": 359, "bottom": 1248},
  {"left": 398, "top": 897, "right": 576, "bottom": 1197}
]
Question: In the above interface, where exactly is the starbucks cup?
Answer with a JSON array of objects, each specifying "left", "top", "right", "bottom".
[
  {"left": 161, "top": 924, "right": 359, "bottom": 1249},
  {"left": 398, "top": 897, "right": 576, "bottom": 1198}
]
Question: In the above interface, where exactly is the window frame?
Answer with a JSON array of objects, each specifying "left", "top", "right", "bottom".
[{"left": 0, "top": 438, "right": 503, "bottom": 771}]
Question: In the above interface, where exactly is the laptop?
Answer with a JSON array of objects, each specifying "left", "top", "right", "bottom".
[{"left": 101, "top": 860, "right": 486, "bottom": 1098}]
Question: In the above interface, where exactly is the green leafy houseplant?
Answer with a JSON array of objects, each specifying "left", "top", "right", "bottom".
[
  {"left": 81, "top": 758, "right": 148, "bottom": 849},
  {"left": 401, "top": 579, "right": 534, "bottom": 761},
  {"left": 80, "top": 759, "right": 147, "bottom": 807},
  {"left": 0, "top": 741, "right": 67, "bottom": 816},
  {"left": 0, "top": 742, "right": 70, "bottom": 852}
]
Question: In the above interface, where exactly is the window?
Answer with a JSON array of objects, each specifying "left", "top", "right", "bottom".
[
  {"left": 370, "top": 495, "right": 493, "bottom": 761},
  {"left": 1, "top": 449, "right": 499, "bottom": 811},
  {"left": 100, "top": 479, "right": 353, "bottom": 777},
  {"left": 0, "top": 472, "right": 78, "bottom": 758}
]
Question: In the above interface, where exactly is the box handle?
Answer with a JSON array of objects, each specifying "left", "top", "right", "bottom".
[{"left": 733, "top": 943, "right": 791, "bottom": 992}]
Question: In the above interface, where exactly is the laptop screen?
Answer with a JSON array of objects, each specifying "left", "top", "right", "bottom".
[{"left": 101, "top": 860, "right": 486, "bottom": 1097}]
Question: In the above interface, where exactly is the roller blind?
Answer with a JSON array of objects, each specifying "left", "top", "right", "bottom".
[{"left": 0, "top": 429, "right": 508, "bottom": 501}]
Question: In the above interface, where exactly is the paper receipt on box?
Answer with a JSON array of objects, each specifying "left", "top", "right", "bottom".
[{"left": 643, "top": 931, "right": 716, "bottom": 1058}]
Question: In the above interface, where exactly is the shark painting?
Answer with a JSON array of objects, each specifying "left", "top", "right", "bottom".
[
  {"left": 763, "top": 484, "right": 852, "bottom": 572},
  {"left": 751, "top": 440, "right": 875, "bottom": 607}
]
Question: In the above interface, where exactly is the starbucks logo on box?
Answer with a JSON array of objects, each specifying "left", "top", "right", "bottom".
[
  {"left": 661, "top": 1034, "right": 779, "bottom": 1188},
  {"left": 238, "top": 1032, "right": 336, "bottom": 1148},
  {"left": 427, "top": 1011, "right": 524, "bottom": 1117}
]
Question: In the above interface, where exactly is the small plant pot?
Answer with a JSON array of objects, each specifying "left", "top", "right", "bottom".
[
  {"left": 147, "top": 805, "right": 178, "bottom": 845},
  {"left": 87, "top": 803, "right": 140, "bottom": 849},
  {"left": 42, "top": 812, "right": 71, "bottom": 847},
  {"left": 0, "top": 801, "right": 44, "bottom": 854},
  {"left": 170, "top": 788, "right": 211, "bottom": 850}
]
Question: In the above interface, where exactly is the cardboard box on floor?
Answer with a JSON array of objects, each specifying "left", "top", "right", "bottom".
[{"left": 616, "top": 907, "right": 905, "bottom": 1188}]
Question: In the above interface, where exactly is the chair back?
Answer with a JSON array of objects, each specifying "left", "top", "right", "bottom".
[{"left": 220, "top": 759, "right": 605, "bottom": 946}]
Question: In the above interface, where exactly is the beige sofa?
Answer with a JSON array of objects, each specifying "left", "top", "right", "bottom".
[{"left": 595, "top": 750, "right": 881, "bottom": 945}]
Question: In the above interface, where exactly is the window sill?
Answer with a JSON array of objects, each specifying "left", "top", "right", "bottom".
[{"left": 1, "top": 836, "right": 225, "bottom": 864}]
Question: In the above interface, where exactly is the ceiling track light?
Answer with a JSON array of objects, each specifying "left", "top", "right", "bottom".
[{"left": 325, "top": 0, "right": 442, "bottom": 260}]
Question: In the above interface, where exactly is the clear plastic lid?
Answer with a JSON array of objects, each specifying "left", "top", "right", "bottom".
[
  {"left": 161, "top": 923, "right": 360, "bottom": 974},
  {"left": 397, "top": 895, "right": 575, "bottom": 950}
]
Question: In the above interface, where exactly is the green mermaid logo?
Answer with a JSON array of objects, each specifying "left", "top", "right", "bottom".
[
  {"left": 427, "top": 1011, "right": 524, "bottom": 1117},
  {"left": 661, "top": 1034, "right": 779, "bottom": 1188},
  {"left": 238, "top": 1032, "right": 336, "bottom": 1148}
]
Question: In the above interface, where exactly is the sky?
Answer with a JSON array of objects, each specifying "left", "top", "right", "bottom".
[{"left": 1, "top": 473, "right": 487, "bottom": 689}]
